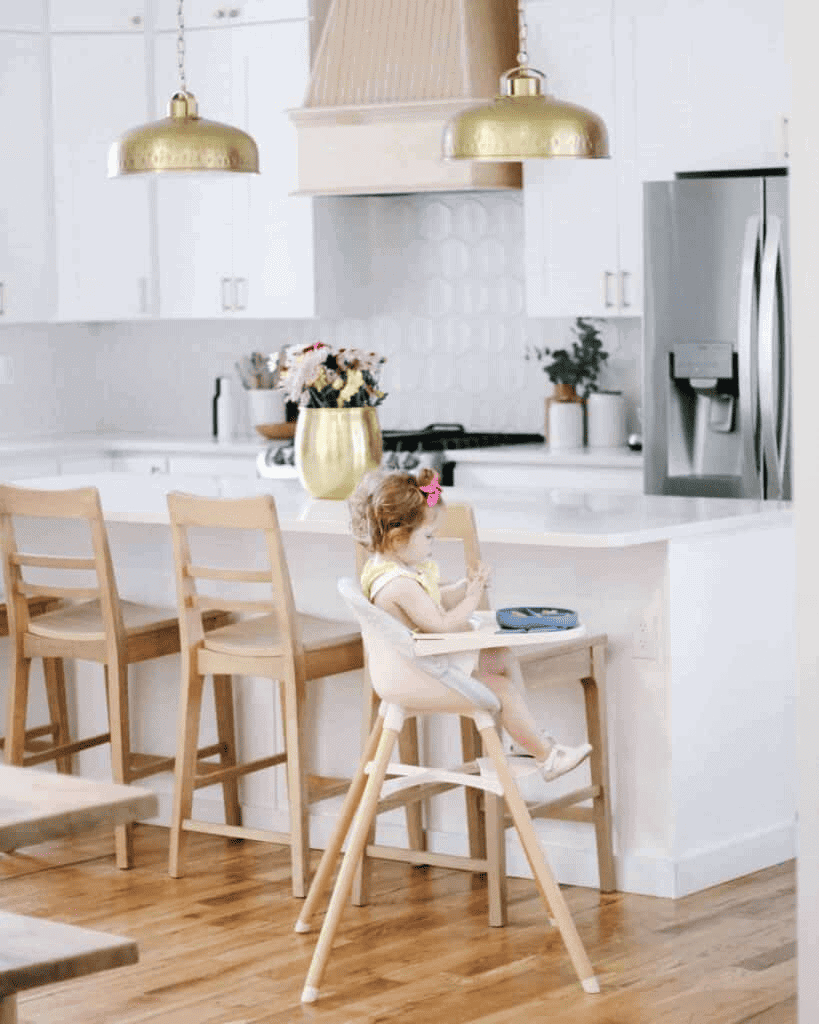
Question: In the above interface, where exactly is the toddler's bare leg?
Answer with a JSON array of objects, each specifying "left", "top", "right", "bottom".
[{"left": 476, "top": 647, "right": 549, "bottom": 760}]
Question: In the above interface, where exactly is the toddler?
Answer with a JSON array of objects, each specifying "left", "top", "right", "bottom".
[{"left": 348, "top": 467, "right": 592, "bottom": 783}]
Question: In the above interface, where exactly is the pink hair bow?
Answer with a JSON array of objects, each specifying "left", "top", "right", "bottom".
[{"left": 419, "top": 472, "right": 442, "bottom": 507}]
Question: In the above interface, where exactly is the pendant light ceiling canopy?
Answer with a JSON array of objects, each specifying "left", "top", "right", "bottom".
[
  {"left": 108, "top": 0, "right": 258, "bottom": 177},
  {"left": 443, "top": 1, "right": 609, "bottom": 161}
]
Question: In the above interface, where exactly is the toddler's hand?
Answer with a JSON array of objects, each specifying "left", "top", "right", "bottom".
[{"left": 468, "top": 562, "right": 491, "bottom": 587}]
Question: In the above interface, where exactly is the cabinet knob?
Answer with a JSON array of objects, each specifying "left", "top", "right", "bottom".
[
  {"left": 602, "top": 271, "right": 615, "bottom": 309},
  {"left": 228, "top": 7, "right": 240, "bottom": 16},
  {"left": 619, "top": 270, "right": 631, "bottom": 308},
  {"left": 130, "top": 14, "right": 143, "bottom": 25},
  {"left": 214, "top": 7, "right": 227, "bottom": 17}
]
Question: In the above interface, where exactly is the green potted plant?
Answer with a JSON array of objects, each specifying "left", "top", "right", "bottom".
[{"left": 526, "top": 317, "right": 609, "bottom": 401}]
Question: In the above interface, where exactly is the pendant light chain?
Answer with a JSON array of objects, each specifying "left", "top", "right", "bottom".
[
  {"left": 516, "top": 0, "right": 529, "bottom": 68},
  {"left": 176, "top": 0, "right": 186, "bottom": 94}
]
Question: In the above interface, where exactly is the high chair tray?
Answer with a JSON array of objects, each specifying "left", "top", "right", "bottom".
[{"left": 412, "top": 611, "right": 586, "bottom": 656}]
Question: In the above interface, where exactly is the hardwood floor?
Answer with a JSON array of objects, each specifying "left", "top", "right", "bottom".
[{"left": 0, "top": 825, "right": 796, "bottom": 1024}]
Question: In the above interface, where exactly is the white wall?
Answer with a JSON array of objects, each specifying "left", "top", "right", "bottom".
[
  {"left": 785, "top": 1, "right": 819, "bottom": 1020},
  {"left": 0, "top": 192, "right": 642, "bottom": 441}
]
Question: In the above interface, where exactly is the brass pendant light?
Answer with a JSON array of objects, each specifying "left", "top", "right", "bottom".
[
  {"left": 443, "top": 1, "right": 609, "bottom": 161},
  {"left": 108, "top": 0, "right": 259, "bottom": 177}
]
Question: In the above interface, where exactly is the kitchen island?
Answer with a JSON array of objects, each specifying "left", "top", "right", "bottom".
[{"left": 0, "top": 473, "right": 795, "bottom": 899}]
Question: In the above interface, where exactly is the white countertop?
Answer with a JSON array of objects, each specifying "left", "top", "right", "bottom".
[
  {"left": 446, "top": 443, "right": 643, "bottom": 467},
  {"left": 14, "top": 472, "right": 791, "bottom": 548},
  {"left": 0, "top": 432, "right": 264, "bottom": 457}
]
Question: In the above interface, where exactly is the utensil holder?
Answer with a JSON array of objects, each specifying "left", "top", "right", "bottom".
[
  {"left": 247, "top": 389, "right": 286, "bottom": 428},
  {"left": 587, "top": 391, "right": 627, "bottom": 448}
]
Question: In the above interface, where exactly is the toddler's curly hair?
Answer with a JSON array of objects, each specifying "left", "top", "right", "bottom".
[{"left": 348, "top": 467, "right": 443, "bottom": 554}]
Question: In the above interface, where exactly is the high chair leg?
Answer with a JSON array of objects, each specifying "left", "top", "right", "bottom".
[
  {"left": 301, "top": 721, "right": 400, "bottom": 1003},
  {"left": 295, "top": 712, "right": 385, "bottom": 934},
  {"left": 478, "top": 723, "right": 600, "bottom": 995},
  {"left": 351, "top": 680, "right": 380, "bottom": 906}
]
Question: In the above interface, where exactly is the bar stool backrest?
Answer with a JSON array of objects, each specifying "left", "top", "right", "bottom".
[
  {"left": 338, "top": 577, "right": 499, "bottom": 715},
  {"left": 0, "top": 484, "right": 126, "bottom": 658},
  {"left": 166, "top": 491, "right": 303, "bottom": 663}
]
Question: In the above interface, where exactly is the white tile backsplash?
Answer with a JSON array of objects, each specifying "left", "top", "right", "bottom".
[{"left": 0, "top": 191, "right": 642, "bottom": 441}]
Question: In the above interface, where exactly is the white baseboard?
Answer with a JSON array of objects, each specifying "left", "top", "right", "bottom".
[{"left": 143, "top": 791, "right": 795, "bottom": 900}]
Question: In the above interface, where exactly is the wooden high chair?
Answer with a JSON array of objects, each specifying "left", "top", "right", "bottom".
[
  {"left": 166, "top": 491, "right": 365, "bottom": 899},
  {"left": 0, "top": 484, "right": 230, "bottom": 869},
  {"left": 296, "top": 577, "right": 603, "bottom": 1003}
]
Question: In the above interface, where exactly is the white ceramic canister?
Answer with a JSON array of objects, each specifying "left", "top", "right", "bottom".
[
  {"left": 548, "top": 400, "right": 584, "bottom": 450},
  {"left": 247, "top": 388, "right": 286, "bottom": 427},
  {"left": 586, "top": 391, "right": 627, "bottom": 448}
]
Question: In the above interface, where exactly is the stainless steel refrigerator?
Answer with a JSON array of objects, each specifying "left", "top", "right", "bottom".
[{"left": 643, "top": 170, "right": 791, "bottom": 499}]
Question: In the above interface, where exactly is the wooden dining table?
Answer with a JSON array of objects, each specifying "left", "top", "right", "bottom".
[{"left": 0, "top": 764, "right": 157, "bottom": 853}]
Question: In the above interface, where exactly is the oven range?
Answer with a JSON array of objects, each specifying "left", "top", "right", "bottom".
[{"left": 256, "top": 423, "right": 544, "bottom": 484}]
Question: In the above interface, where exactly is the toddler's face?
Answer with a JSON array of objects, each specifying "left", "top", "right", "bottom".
[{"left": 389, "top": 508, "right": 441, "bottom": 566}]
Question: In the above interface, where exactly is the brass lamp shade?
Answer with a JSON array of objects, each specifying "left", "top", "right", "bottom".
[
  {"left": 108, "top": 92, "right": 259, "bottom": 177},
  {"left": 443, "top": 68, "right": 609, "bottom": 161}
]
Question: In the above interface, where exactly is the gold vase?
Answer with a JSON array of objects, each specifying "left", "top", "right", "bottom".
[{"left": 294, "top": 407, "right": 384, "bottom": 500}]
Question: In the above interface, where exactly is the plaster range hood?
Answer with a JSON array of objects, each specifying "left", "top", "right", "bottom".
[{"left": 289, "top": 0, "right": 522, "bottom": 196}]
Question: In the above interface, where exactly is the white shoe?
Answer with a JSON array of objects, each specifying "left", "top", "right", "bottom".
[{"left": 536, "top": 738, "right": 592, "bottom": 782}]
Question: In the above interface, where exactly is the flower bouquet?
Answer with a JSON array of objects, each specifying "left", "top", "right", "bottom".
[{"left": 276, "top": 342, "right": 388, "bottom": 409}]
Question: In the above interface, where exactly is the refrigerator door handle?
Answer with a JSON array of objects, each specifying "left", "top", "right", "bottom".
[
  {"left": 738, "top": 214, "right": 762, "bottom": 497},
  {"left": 758, "top": 215, "right": 790, "bottom": 500}
]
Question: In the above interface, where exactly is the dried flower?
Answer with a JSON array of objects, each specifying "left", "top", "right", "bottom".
[{"left": 276, "top": 342, "right": 388, "bottom": 408}]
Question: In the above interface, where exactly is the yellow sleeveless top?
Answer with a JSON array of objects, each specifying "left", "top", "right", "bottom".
[{"left": 360, "top": 557, "right": 441, "bottom": 606}]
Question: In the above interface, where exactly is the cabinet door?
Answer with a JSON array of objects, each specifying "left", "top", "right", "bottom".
[
  {"left": 50, "top": 1, "right": 145, "bottom": 32},
  {"left": 632, "top": 0, "right": 789, "bottom": 177},
  {"left": 51, "top": 33, "right": 152, "bottom": 321},
  {"left": 154, "top": 28, "right": 236, "bottom": 318},
  {"left": 0, "top": 5, "right": 43, "bottom": 31},
  {"left": 524, "top": 0, "right": 621, "bottom": 318},
  {"left": 0, "top": 34, "right": 52, "bottom": 323},
  {"left": 232, "top": 19, "right": 316, "bottom": 318},
  {"left": 155, "top": 0, "right": 308, "bottom": 31}
]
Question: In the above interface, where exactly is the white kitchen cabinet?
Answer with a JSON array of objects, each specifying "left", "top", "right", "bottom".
[
  {"left": 51, "top": 32, "right": 153, "bottom": 321},
  {"left": 0, "top": 33, "right": 53, "bottom": 323},
  {"left": 59, "top": 454, "right": 114, "bottom": 474},
  {"left": 630, "top": 0, "right": 790, "bottom": 179},
  {"left": 524, "top": 0, "right": 641, "bottom": 318},
  {"left": 49, "top": 1, "right": 146, "bottom": 33},
  {"left": 154, "top": 0, "right": 308, "bottom": 31},
  {"left": 0, "top": 5, "right": 43, "bottom": 32},
  {"left": 0, "top": 456, "right": 61, "bottom": 481},
  {"left": 110, "top": 454, "right": 169, "bottom": 474},
  {"left": 154, "top": 16, "right": 318, "bottom": 318},
  {"left": 167, "top": 453, "right": 258, "bottom": 477}
]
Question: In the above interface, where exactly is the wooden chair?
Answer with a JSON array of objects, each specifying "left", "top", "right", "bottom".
[
  {"left": 165, "top": 491, "right": 365, "bottom": 899},
  {"left": 354, "top": 502, "right": 616, "bottom": 909},
  {"left": 0, "top": 484, "right": 230, "bottom": 870},
  {"left": 0, "top": 597, "right": 72, "bottom": 774},
  {"left": 295, "top": 578, "right": 602, "bottom": 1003}
]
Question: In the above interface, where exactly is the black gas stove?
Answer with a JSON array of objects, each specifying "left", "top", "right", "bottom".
[{"left": 258, "top": 423, "right": 543, "bottom": 485}]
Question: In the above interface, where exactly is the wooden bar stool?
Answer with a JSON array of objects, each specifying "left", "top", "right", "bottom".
[
  {"left": 0, "top": 597, "right": 72, "bottom": 774},
  {"left": 295, "top": 578, "right": 602, "bottom": 1003},
  {"left": 353, "top": 503, "right": 508, "bottom": 919},
  {"left": 0, "top": 484, "right": 230, "bottom": 870},
  {"left": 166, "top": 491, "right": 365, "bottom": 899}
]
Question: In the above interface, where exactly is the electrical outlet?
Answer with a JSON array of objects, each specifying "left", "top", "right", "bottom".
[{"left": 634, "top": 610, "right": 658, "bottom": 660}]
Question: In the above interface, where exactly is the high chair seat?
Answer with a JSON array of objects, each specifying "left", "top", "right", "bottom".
[
  {"left": 202, "top": 612, "right": 362, "bottom": 659},
  {"left": 28, "top": 600, "right": 179, "bottom": 643}
]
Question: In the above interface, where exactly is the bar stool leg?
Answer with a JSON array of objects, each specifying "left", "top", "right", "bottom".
[
  {"left": 296, "top": 713, "right": 385, "bottom": 934},
  {"left": 301, "top": 721, "right": 400, "bottom": 1003},
  {"left": 5, "top": 654, "right": 31, "bottom": 765},
  {"left": 460, "top": 716, "right": 486, "bottom": 861},
  {"left": 105, "top": 662, "right": 134, "bottom": 870},
  {"left": 484, "top": 790, "right": 507, "bottom": 927},
  {"left": 281, "top": 669, "right": 309, "bottom": 899},
  {"left": 0, "top": 992, "right": 17, "bottom": 1024},
  {"left": 583, "top": 642, "right": 616, "bottom": 892},
  {"left": 398, "top": 718, "right": 427, "bottom": 853},
  {"left": 169, "top": 658, "right": 205, "bottom": 878},
  {"left": 478, "top": 723, "right": 600, "bottom": 995},
  {"left": 212, "top": 674, "right": 241, "bottom": 828},
  {"left": 42, "top": 658, "right": 72, "bottom": 774}
]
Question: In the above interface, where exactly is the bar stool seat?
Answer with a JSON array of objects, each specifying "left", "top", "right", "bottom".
[
  {"left": 202, "top": 613, "right": 360, "bottom": 659},
  {"left": 27, "top": 600, "right": 178, "bottom": 643}
]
